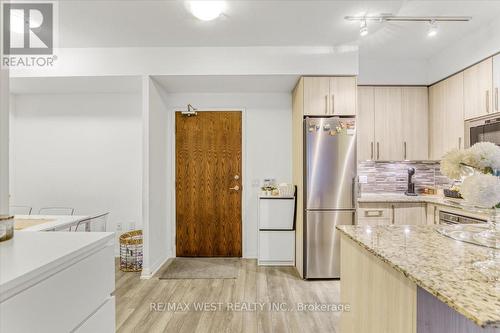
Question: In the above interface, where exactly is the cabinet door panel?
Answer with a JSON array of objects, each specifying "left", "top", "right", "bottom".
[
  {"left": 429, "top": 82, "right": 446, "bottom": 160},
  {"left": 444, "top": 72, "right": 464, "bottom": 152},
  {"left": 494, "top": 54, "right": 500, "bottom": 113},
  {"left": 464, "top": 57, "right": 493, "bottom": 119},
  {"left": 357, "top": 87, "right": 375, "bottom": 161},
  {"left": 331, "top": 77, "right": 357, "bottom": 115},
  {"left": 393, "top": 203, "right": 426, "bottom": 225},
  {"left": 303, "top": 77, "right": 330, "bottom": 115},
  {"left": 402, "top": 87, "right": 428, "bottom": 160},
  {"left": 374, "top": 87, "right": 403, "bottom": 161}
]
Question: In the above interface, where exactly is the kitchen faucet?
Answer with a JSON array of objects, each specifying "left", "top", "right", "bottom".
[{"left": 405, "top": 167, "right": 417, "bottom": 196}]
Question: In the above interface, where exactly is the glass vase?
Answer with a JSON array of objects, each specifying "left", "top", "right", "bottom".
[{"left": 472, "top": 208, "right": 500, "bottom": 282}]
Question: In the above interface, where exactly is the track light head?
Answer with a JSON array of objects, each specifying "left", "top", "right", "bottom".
[
  {"left": 360, "top": 19, "right": 368, "bottom": 36},
  {"left": 427, "top": 20, "right": 438, "bottom": 37}
]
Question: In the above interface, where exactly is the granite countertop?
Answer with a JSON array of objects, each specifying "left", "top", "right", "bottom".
[{"left": 337, "top": 225, "right": 500, "bottom": 328}]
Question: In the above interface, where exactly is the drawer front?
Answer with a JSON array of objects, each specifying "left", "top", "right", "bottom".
[
  {"left": 259, "top": 198, "right": 295, "bottom": 230},
  {"left": 0, "top": 244, "right": 114, "bottom": 333},
  {"left": 357, "top": 203, "right": 392, "bottom": 220},
  {"left": 357, "top": 218, "right": 391, "bottom": 226},
  {"left": 258, "top": 231, "right": 295, "bottom": 263},
  {"left": 74, "top": 296, "right": 115, "bottom": 333}
]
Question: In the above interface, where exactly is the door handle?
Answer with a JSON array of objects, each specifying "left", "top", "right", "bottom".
[
  {"left": 332, "top": 94, "right": 335, "bottom": 115},
  {"left": 370, "top": 142, "right": 374, "bottom": 160},
  {"left": 229, "top": 185, "right": 240, "bottom": 191},
  {"left": 486, "top": 90, "right": 490, "bottom": 113},
  {"left": 377, "top": 142, "right": 380, "bottom": 160},
  {"left": 404, "top": 141, "right": 407, "bottom": 160},
  {"left": 325, "top": 95, "right": 328, "bottom": 114},
  {"left": 495, "top": 87, "right": 498, "bottom": 111}
]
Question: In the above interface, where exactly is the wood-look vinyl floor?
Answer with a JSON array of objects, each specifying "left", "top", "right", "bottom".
[{"left": 115, "top": 259, "right": 340, "bottom": 333}]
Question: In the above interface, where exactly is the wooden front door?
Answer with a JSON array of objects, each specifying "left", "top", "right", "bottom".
[{"left": 175, "top": 111, "right": 242, "bottom": 257}]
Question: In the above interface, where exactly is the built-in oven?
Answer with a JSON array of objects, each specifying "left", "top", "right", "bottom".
[
  {"left": 465, "top": 114, "right": 500, "bottom": 147},
  {"left": 439, "top": 211, "right": 486, "bottom": 225}
]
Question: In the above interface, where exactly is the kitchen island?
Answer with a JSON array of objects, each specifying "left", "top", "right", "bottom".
[
  {"left": 0, "top": 231, "right": 115, "bottom": 333},
  {"left": 337, "top": 225, "right": 499, "bottom": 333}
]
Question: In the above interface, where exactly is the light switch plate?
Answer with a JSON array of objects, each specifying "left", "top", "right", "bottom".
[{"left": 359, "top": 175, "right": 368, "bottom": 184}]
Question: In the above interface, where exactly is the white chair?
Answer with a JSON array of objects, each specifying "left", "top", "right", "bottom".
[
  {"left": 10, "top": 206, "right": 33, "bottom": 215},
  {"left": 38, "top": 207, "right": 75, "bottom": 215},
  {"left": 73, "top": 213, "right": 109, "bottom": 232}
]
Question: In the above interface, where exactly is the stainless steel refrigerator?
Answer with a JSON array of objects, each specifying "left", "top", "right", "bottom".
[{"left": 304, "top": 116, "right": 356, "bottom": 279}]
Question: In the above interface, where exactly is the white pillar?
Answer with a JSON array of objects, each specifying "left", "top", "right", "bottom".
[{"left": 0, "top": 34, "right": 10, "bottom": 215}]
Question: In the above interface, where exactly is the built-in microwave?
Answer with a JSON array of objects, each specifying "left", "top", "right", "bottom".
[{"left": 465, "top": 114, "right": 500, "bottom": 147}]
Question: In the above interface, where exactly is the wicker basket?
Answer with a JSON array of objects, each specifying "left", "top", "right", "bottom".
[{"left": 119, "top": 230, "right": 143, "bottom": 272}]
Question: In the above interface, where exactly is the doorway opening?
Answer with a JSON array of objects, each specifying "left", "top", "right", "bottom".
[{"left": 175, "top": 111, "right": 242, "bottom": 257}]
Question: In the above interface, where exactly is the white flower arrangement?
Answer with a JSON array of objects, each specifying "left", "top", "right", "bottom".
[{"left": 440, "top": 142, "right": 500, "bottom": 209}]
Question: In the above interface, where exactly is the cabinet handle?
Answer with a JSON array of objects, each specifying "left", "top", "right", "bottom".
[
  {"left": 377, "top": 142, "right": 380, "bottom": 160},
  {"left": 332, "top": 94, "right": 335, "bottom": 115},
  {"left": 325, "top": 95, "right": 328, "bottom": 114},
  {"left": 486, "top": 90, "right": 490, "bottom": 113},
  {"left": 404, "top": 141, "right": 407, "bottom": 160},
  {"left": 496, "top": 87, "right": 499, "bottom": 112},
  {"left": 370, "top": 142, "right": 374, "bottom": 160},
  {"left": 364, "top": 210, "right": 383, "bottom": 218},
  {"left": 391, "top": 204, "right": 395, "bottom": 224},
  {"left": 458, "top": 137, "right": 462, "bottom": 150}
]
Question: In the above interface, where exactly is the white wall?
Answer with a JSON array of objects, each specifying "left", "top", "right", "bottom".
[
  {"left": 358, "top": 58, "right": 429, "bottom": 85},
  {"left": 427, "top": 15, "right": 500, "bottom": 84},
  {"left": 154, "top": 92, "right": 292, "bottom": 260},
  {"left": 141, "top": 77, "right": 171, "bottom": 277},
  {"left": 0, "top": 66, "right": 8, "bottom": 215},
  {"left": 9, "top": 93, "right": 142, "bottom": 247},
  {"left": 146, "top": 90, "right": 292, "bottom": 264}
]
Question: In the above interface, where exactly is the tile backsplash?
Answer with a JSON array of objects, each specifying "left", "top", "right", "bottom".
[{"left": 358, "top": 161, "right": 453, "bottom": 194}]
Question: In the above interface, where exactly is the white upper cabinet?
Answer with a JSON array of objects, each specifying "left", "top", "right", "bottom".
[
  {"left": 330, "top": 77, "right": 357, "bottom": 116},
  {"left": 464, "top": 57, "right": 493, "bottom": 119},
  {"left": 303, "top": 77, "right": 330, "bottom": 116},
  {"left": 303, "top": 77, "right": 357, "bottom": 116},
  {"left": 357, "top": 86, "right": 429, "bottom": 161},
  {"left": 402, "top": 87, "right": 429, "bottom": 160},
  {"left": 429, "top": 72, "right": 464, "bottom": 160},
  {"left": 357, "top": 87, "right": 375, "bottom": 161},
  {"left": 494, "top": 54, "right": 500, "bottom": 114},
  {"left": 374, "top": 87, "right": 404, "bottom": 161}
]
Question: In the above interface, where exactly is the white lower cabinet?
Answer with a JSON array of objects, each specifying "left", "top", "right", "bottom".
[
  {"left": 393, "top": 203, "right": 427, "bottom": 225},
  {"left": 0, "top": 238, "right": 115, "bottom": 333},
  {"left": 258, "top": 231, "right": 295, "bottom": 266},
  {"left": 75, "top": 296, "right": 116, "bottom": 333},
  {"left": 357, "top": 202, "right": 426, "bottom": 226}
]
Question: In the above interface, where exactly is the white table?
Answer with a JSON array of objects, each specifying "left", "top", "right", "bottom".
[{"left": 14, "top": 215, "right": 91, "bottom": 231}]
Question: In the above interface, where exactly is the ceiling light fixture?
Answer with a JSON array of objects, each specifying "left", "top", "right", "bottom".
[
  {"left": 427, "top": 20, "right": 438, "bottom": 37},
  {"left": 359, "top": 19, "right": 368, "bottom": 36},
  {"left": 188, "top": 1, "right": 226, "bottom": 21},
  {"left": 345, "top": 14, "right": 471, "bottom": 37}
]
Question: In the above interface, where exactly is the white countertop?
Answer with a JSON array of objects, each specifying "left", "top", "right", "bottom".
[
  {"left": 14, "top": 215, "right": 91, "bottom": 231},
  {"left": 0, "top": 232, "right": 114, "bottom": 302}
]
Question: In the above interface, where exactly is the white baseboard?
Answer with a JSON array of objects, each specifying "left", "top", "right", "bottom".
[
  {"left": 257, "top": 260, "right": 295, "bottom": 266},
  {"left": 140, "top": 256, "right": 170, "bottom": 279}
]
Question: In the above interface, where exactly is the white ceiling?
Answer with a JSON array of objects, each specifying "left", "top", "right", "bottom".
[{"left": 56, "top": 0, "right": 500, "bottom": 61}]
